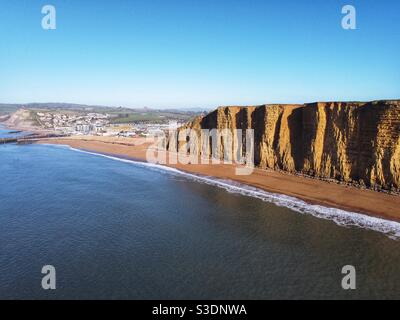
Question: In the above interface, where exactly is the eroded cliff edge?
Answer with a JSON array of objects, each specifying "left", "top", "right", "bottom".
[{"left": 171, "top": 100, "right": 400, "bottom": 193}]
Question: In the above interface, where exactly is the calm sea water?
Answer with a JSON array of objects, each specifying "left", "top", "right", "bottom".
[
  {"left": 0, "top": 125, "right": 26, "bottom": 139},
  {"left": 1, "top": 129, "right": 400, "bottom": 299}
]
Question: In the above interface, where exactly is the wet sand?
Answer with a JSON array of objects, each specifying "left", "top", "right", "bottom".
[{"left": 37, "top": 136, "right": 400, "bottom": 222}]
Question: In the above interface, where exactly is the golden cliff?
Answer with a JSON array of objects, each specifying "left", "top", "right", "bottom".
[{"left": 171, "top": 100, "right": 400, "bottom": 193}]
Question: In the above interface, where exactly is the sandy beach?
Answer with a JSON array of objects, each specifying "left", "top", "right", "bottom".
[{"left": 36, "top": 136, "right": 400, "bottom": 222}]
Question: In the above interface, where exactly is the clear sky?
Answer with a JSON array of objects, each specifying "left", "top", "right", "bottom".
[{"left": 0, "top": 0, "right": 399, "bottom": 108}]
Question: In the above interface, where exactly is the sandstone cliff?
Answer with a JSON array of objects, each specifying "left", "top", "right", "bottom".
[{"left": 172, "top": 100, "right": 400, "bottom": 193}]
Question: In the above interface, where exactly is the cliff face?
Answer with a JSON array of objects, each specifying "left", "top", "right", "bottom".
[
  {"left": 5, "top": 109, "right": 38, "bottom": 129},
  {"left": 173, "top": 100, "right": 400, "bottom": 192}
]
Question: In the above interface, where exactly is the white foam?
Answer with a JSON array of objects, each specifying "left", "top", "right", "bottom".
[{"left": 48, "top": 144, "right": 400, "bottom": 240}]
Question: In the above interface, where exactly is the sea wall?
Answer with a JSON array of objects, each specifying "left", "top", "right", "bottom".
[{"left": 171, "top": 100, "right": 400, "bottom": 192}]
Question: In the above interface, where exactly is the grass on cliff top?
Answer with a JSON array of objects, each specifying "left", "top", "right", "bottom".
[
  {"left": 0, "top": 105, "right": 19, "bottom": 115},
  {"left": 109, "top": 111, "right": 198, "bottom": 124}
]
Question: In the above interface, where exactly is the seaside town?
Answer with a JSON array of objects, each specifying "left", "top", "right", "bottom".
[
  {"left": 39, "top": 112, "right": 185, "bottom": 137},
  {"left": 2, "top": 107, "right": 192, "bottom": 138}
]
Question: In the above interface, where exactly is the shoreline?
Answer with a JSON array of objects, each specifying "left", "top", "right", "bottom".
[
  {"left": 54, "top": 146, "right": 400, "bottom": 239},
  {"left": 35, "top": 136, "right": 400, "bottom": 224},
  {"left": 0, "top": 120, "right": 54, "bottom": 135}
]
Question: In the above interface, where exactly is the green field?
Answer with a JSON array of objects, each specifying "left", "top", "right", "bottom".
[
  {"left": 0, "top": 103, "right": 204, "bottom": 124},
  {"left": 109, "top": 111, "right": 198, "bottom": 124},
  {"left": 0, "top": 105, "right": 19, "bottom": 115}
]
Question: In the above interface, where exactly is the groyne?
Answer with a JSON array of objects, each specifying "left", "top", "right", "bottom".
[{"left": 1, "top": 133, "right": 69, "bottom": 145}]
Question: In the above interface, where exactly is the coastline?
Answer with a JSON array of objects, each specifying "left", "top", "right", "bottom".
[
  {"left": 0, "top": 119, "right": 53, "bottom": 135},
  {"left": 35, "top": 136, "right": 400, "bottom": 224}
]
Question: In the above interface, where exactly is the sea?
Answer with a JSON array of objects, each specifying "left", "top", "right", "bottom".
[{"left": 1, "top": 125, "right": 400, "bottom": 299}]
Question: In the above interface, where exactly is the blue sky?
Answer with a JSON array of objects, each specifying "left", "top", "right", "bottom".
[{"left": 0, "top": 0, "right": 399, "bottom": 108}]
